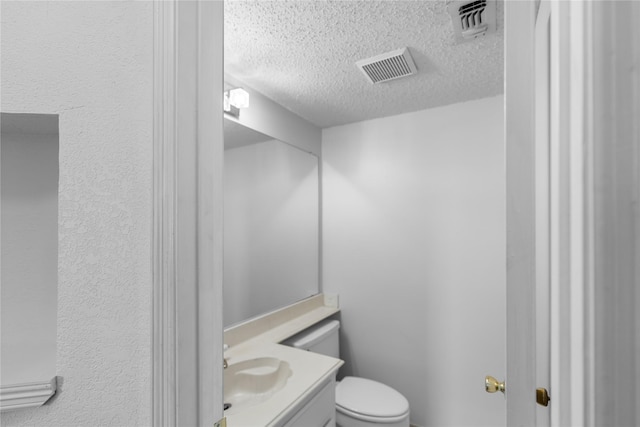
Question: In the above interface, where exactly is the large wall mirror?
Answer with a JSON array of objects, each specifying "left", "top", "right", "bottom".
[{"left": 223, "top": 117, "right": 319, "bottom": 327}]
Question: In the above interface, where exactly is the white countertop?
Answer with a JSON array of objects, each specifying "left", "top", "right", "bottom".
[
  {"left": 223, "top": 294, "right": 343, "bottom": 427},
  {"left": 224, "top": 342, "right": 342, "bottom": 427}
]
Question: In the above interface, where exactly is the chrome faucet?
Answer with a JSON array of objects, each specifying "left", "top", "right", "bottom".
[
  {"left": 223, "top": 358, "right": 228, "bottom": 369},
  {"left": 223, "top": 344, "right": 229, "bottom": 369}
]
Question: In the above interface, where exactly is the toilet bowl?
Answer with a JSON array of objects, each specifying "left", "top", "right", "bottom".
[{"left": 282, "top": 320, "right": 410, "bottom": 427}]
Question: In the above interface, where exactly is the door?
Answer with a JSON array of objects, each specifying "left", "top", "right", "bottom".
[
  {"left": 503, "top": 1, "right": 551, "bottom": 425},
  {"left": 534, "top": 2, "right": 551, "bottom": 426}
]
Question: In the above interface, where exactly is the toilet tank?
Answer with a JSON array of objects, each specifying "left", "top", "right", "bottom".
[{"left": 282, "top": 319, "right": 340, "bottom": 358}]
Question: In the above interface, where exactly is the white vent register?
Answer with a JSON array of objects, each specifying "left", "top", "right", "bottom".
[
  {"left": 356, "top": 47, "right": 418, "bottom": 84},
  {"left": 447, "top": 0, "right": 496, "bottom": 44}
]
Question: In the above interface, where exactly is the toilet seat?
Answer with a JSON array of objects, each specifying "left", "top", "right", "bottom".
[
  {"left": 336, "top": 377, "right": 410, "bottom": 422},
  {"left": 336, "top": 404, "right": 409, "bottom": 424}
]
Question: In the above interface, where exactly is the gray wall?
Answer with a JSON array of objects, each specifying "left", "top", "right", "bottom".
[{"left": 592, "top": 1, "right": 640, "bottom": 425}]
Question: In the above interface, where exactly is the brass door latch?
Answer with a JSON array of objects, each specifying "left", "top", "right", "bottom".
[
  {"left": 485, "top": 376, "right": 550, "bottom": 407},
  {"left": 536, "top": 387, "right": 550, "bottom": 406}
]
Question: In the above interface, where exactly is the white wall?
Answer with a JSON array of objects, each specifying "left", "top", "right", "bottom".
[
  {"left": 1, "top": 115, "right": 58, "bottom": 385},
  {"left": 224, "top": 140, "right": 319, "bottom": 326},
  {"left": 322, "top": 96, "right": 505, "bottom": 427},
  {"left": 1, "top": 2, "right": 152, "bottom": 425}
]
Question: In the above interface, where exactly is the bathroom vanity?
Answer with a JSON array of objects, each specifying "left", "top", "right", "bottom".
[{"left": 223, "top": 294, "right": 342, "bottom": 427}]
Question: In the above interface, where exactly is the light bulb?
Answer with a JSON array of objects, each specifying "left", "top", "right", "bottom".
[{"left": 228, "top": 88, "right": 250, "bottom": 109}]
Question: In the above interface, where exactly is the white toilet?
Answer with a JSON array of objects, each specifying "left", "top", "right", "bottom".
[{"left": 282, "top": 320, "right": 410, "bottom": 427}]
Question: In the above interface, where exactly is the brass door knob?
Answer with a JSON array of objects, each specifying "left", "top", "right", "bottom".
[{"left": 485, "top": 375, "right": 505, "bottom": 394}]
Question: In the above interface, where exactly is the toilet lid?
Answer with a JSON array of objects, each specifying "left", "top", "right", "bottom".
[{"left": 335, "top": 377, "right": 409, "bottom": 418}]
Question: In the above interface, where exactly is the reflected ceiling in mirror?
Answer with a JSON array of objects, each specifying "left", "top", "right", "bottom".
[
  {"left": 224, "top": 118, "right": 271, "bottom": 150},
  {"left": 223, "top": 118, "right": 319, "bottom": 327}
]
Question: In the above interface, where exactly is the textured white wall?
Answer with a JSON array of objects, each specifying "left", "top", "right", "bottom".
[
  {"left": 224, "top": 140, "right": 319, "bottom": 326},
  {"left": 322, "top": 96, "right": 506, "bottom": 427},
  {"left": 1, "top": 2, "right": 152, "bottom": 426},
  {"left": 1, "top": 121, "right": 58, "bottom": 385}
]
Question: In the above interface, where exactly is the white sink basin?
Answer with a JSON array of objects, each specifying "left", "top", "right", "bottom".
[{"left": 224, "top": 357, "right": 292, "bottom": 414}]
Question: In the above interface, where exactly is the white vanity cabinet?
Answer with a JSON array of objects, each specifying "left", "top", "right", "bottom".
[{"left": 278, "top": 376, "right": 336, "bottom": 427}]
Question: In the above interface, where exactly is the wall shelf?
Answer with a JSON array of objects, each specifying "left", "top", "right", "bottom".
[{"left": 0, "top": 377, "right": 57, "bottom": 412}]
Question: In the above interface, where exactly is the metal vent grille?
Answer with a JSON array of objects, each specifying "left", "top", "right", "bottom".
[
  {"left": 356, "top": 48, "right": 418, "bottom": 84},
  {"left": 447, "top": 0, "right": 496, "bottom": 44},
  {"left": 459, "top": 0, "right": 487, "bottom": 32}
]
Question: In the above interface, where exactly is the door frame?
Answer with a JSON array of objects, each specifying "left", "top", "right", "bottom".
[
  {"left": 152, "top": 1, "right": 224, "bottom": 426},
  {"left": 548, "top": 2, "right": 592, "bottom": 425},
  {"left": 506, "top": 0, "right": 593, "bottom": 424}
]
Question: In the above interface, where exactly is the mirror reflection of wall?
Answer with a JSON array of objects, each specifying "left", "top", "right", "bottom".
[
  {"left": 1, "top": 113, "right": 58, "bottom": 408},
  {"left": 223, "top": 118, "right": 319, "bottom": 327}
]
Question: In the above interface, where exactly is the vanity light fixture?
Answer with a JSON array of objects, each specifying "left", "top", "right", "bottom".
[{"left": 224, "top": 88, "right": 250, "bottom": 117}]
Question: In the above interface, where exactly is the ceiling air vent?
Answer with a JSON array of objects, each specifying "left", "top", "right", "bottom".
[
  {"left": 447, "top": 0, "right": 496, "bottom": 44},
  {"left": 356, "top": 47, "right": 418, "bottom": 84}
]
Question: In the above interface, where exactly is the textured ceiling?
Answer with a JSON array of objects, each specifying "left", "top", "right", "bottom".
[{"left": 225, "top": 0, "right": 504, "bottom": 129}]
